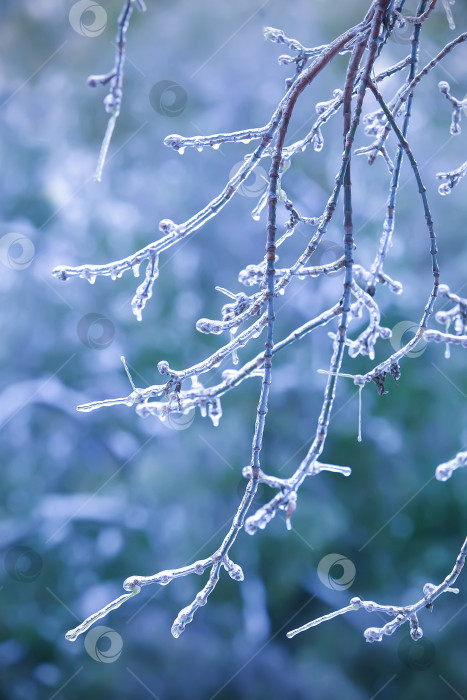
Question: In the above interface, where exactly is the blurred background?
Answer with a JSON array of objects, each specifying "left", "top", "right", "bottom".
[{"left": 0, "top": 1, "right": 466, "bottom": 698}]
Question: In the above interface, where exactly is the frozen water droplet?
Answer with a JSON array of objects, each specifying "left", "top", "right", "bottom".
[
  {"left": 315, "top": 101, "right": 328, "bottom": 115},
  {"left": 191, "top": 374, "right": 204, "bottom": 391},
  {"left": 438, "top": 183, "right": 451, "bottom": 196},
  {"left": 110, "top": 267, "right": 118, "bottom": 280},
  {"left": 131, "top": 300, "right": 143, "bottom": 321},
  {"left": 178, "top": 147, "right": 185, "bottom": 155},
  {"left": 132, "top": 262, "right": 141, "bottom": 278},
  {"left": 197, "top": 146, "right": 203, "bottom": 152},
  {"left": 230, "top": 328, "right": 239, "bottom": 365},
  {"left": 313, "top": 129, "right": 324, "bottom": 152},
  {"left": 207, "top": 397, "right": 222, "bottom": 426},
  {"left": 241, "top": 138, "right": 251, "bottom": 144},
  {"left": 159, "top": 219, "right": 176, "bottom": 234},
  {"left": 88, "top": 273, "right": 96, "bottom": 285},
  {"left": 212, "top": 143, "right": 220, "bottom": 150},
  {"left": 227, "top": 562, "right": 244, "bottom": 581},
  {"left": 196, "top": 319, "right": 224, "bottom": 334}
]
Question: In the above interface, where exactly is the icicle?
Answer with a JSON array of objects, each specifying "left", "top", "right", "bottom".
[
  {"left": 191, "top": 374, "right": 203, "bottom": 391},
  {"left": 207, "top": 397, "right": 222, "bottom": 427},
  {"left": 251, "top": 190, "right": 268, "bottom": 221},
  {"left": 444, "top": 320, "right": 451, "bottom": 359},
  {"left": 132, "top": 262, "right": 141, "bottom": 278},
  {"left": 317, "top": 369, "right": 357, "bottom": 381},
  {"left": 121, "top": 355, "right": 137, "bottom": 392},
  {"left": 131, "top": 254, "right": 159, "bottom": 321},
  {"left": 276, "top": 226, "right": 295, "bottom": 249},
  {"left": 442, "top": 0, "right": 456, "bottom": 30},
  {"left": 357, "top": 385, "right": 363, "bottom": 442},
  {"left": 230, "top": 328, "right": 239, "bottom": 365},
  {"left": 313, "top": 128, "right": 324, "bottom": 152},
  {"left": 310, "top": 461, "right": 352, "bottom": 477},
  {"left": 215, "top": 286, "right": 237, "bottom": 300},
  {"left": 285, "top": 495, "right": 296, "bottom": 531},
  {"left": 94, "top": 111, "right": 118, "bottom": 183}
]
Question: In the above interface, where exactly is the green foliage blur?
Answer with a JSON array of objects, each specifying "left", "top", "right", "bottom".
[{"left": 0, "top": 1, "right": 466, "bottom": 698}]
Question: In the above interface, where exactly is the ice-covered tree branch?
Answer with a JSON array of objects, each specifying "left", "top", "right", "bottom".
[
  {"left": 287, "top": 537, "right": 467, "bottom": 642},
  {"left": 56, "top": 0, "right": 467, "bottom": 644},
  {"left": 87, "top": 0, "right": 146, "bottom": 182},
  {"left": 436, "top": 451, "right": 467, "bottom": 481}
]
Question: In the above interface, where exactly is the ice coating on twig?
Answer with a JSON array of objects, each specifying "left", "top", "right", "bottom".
[
  {"left": 436, "top": 451, "right": 467, "bottom": 481},
  {"left": 288, "top": 537, "right": 467, "bottom": 642},
  {"left": 58, "top": 1, "right": 467, "bottom": 646},
  {"left": 88, "top": 0, "right": 146, "bottom": 181}
]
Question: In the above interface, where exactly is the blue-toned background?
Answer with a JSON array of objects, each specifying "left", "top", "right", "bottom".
[{"left": 1, "top": 1, "right": 466, "bottom": 698}]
